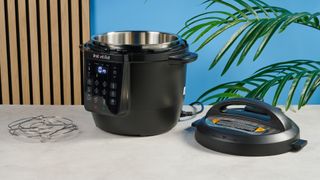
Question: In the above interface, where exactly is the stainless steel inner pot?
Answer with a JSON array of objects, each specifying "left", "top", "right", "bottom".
[{"left": 92, "top": 31, "right": 182, "bottom": 50}]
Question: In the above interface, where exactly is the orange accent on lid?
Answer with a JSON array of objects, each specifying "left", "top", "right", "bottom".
[
  {"left": 255, "top": 127, "right": 266, "bottom": 133},
  {"left": 211, "top": 118, "right": 220, "bottom": 124}
]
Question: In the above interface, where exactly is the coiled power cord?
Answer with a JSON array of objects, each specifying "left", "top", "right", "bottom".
[{"left": 179, "top": 102, "right": 204, "bottom": 121}]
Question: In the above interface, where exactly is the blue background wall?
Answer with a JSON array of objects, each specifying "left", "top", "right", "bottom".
[{"left": 90, "top": 0, "right": 320, "bottom": 105}]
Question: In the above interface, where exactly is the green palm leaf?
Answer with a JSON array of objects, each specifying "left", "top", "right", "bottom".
[
  {"left": 209, "top": 21, "right": 254, "bottom": 69},
  {"left": 196, "top": 60, "right": 320, "bottom": 110},
  {"left": 220, "top": 19, "right": 267, "bottom": 74},
  {"left": 196, "top": 20, "right": 245, "bottom": 51},
  {"left": 298, "top": 70, "right": 320, "bottom": 109},
  {"left": 179, "top": 0, "right": 320, "bottom": 75}
]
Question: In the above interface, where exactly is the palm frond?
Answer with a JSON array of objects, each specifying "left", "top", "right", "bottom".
[
  {"left": 196, "top": 60, "right": 320, "bottom": 110},
  {"left": 179, "top": 0, "right": 320, "bottom": 75}
]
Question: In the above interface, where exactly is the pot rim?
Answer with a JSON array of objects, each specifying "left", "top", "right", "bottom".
[{"left": 91, "top": 31, "right": 183, "bottom": 50}]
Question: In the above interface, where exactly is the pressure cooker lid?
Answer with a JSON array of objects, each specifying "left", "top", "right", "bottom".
[
  {"left": 192, "top": 98, "right": 307, "bottom": 156},
  {"left": 91, "top": 31, "right": 184, "bottom": 51}
]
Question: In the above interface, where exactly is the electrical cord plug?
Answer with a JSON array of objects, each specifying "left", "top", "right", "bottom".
[{"left": 180, "top": 110, "right": 194, "bottom": 117}]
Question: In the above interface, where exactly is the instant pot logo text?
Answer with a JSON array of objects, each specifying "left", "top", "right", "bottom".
[{"left": 92, "top": 53, "right": 110, "bottom": 60}]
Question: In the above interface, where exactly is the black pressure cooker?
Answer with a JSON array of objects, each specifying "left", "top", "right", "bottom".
[{"left": 83, "top": 31, "right": 197, "bottom": 136}]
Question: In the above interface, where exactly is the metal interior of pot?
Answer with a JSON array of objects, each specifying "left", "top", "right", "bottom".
[{"left": 92, "top": 31, "right": 182, "bottom": 49}]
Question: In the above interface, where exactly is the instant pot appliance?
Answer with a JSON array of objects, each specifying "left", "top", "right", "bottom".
[{"left": 83, "top": 31, "right": 197, "bottom": 136}]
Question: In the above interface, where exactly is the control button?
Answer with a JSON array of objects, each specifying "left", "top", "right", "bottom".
[
  {"left": 102, "top": 89, "right": 107, "bottom": 96},
  {"left": 110, "top": 91, "right": 116, "bottom": 97},
  {"left": 86, "top": 94, "right": 92, "bottom": 101},
  {"left": 112, "top": 70, "right": 117, "bottom": 75},
  {"left": 93, "top": 96, "right": 99, "bottom": 103},
  {"left": 94, "top": 80, "right": 99, "bottom": 86},
  {"left": 87, "top": 79, "right": 93, "bottom": 86},
  {"left": 94, "top": 88, "right": 99, "bottom": 94},
  {"left": 87, "top": 87, "right": 92, "bottom": 94},
  {"left": 110, "top": 83, "right": 117, "bottom": 89},
  {"left": 102, "top": 81, "right": 107, "bottom": 87},
  {"left": 109, "top": 98, "right": 116, "bottom": 105}
]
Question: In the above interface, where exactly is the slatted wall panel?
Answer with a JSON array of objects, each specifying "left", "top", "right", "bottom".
[{"left": 0, "top": 0, "right": 90, "bottom": 105}]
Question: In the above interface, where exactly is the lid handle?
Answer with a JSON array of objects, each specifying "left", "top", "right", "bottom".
[{"left": 208, "top": 98, "right": 292, "bottom": 131}]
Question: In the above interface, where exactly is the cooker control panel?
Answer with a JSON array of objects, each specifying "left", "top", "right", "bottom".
[{"left": 84, "top": 57, "right": 123, "bottom": 114}]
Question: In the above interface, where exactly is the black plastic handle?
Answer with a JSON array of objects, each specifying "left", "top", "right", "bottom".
[
  {"left": 169, "top": 52, "right": 198, "bottom": 64},
  {"left": 80, "top": 42, "right": 109, "bottom": 52},
  {"left": 208, "top": 98, "right": 292, "bottom": 131}
]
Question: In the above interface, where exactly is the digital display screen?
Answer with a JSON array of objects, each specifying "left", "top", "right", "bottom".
[{"left": 97, "top": 66, "right": 107, "bottom": 74}]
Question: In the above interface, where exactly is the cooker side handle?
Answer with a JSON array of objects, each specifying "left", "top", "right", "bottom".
[{"left": 169, "top": 52, "right": 198, "bottom": 64}]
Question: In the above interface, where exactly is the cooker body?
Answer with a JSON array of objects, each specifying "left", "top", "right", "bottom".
[
  {"left": 83, "top": 31, "right": 197, "bottom": 136},
  {"left": 91, "top": 61, "right": 186, "bottom": 136}
]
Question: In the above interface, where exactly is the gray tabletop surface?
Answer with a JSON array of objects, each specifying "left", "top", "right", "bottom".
[{"left": 0, "top": 105, "right": 319, "bottom": 180}]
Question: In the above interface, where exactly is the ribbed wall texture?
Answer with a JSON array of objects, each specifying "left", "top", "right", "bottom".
[{"left": 0, "top": 0, "right": 90, "bottom": 104}]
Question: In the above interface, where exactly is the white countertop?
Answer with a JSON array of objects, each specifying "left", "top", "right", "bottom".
[{"left": 0, "top": 105, "right": 319, "bottom": 180}]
